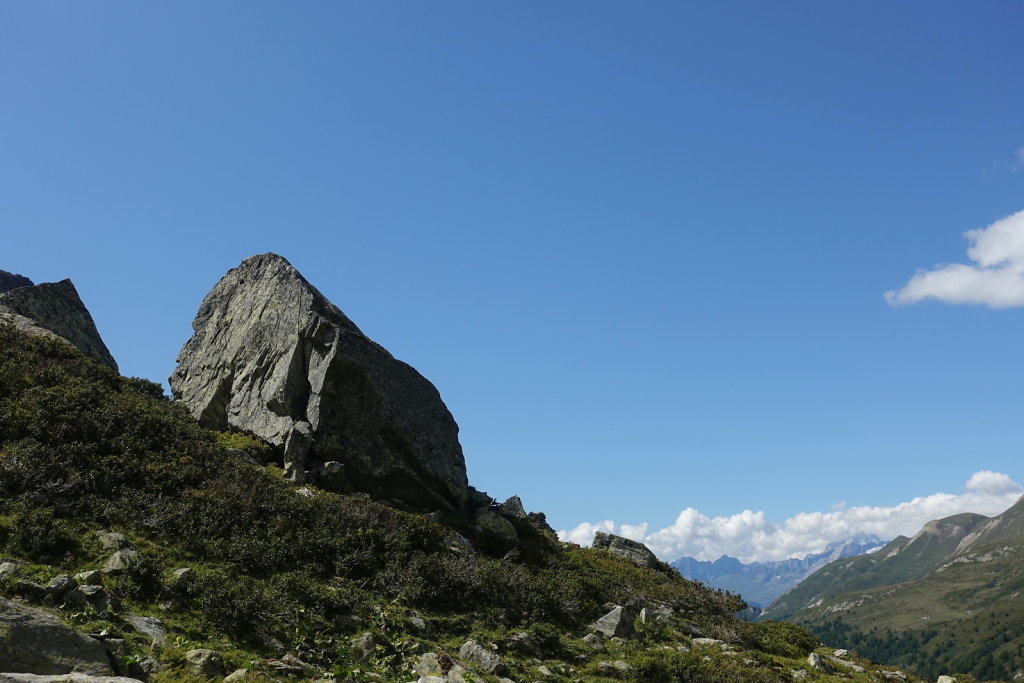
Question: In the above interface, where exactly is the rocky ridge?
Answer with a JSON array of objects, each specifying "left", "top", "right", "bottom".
[
  {"left": 169, "top": 253, "right": 468, "bottom": 510},
  {"left": 0, "top": 270, "right": 117, "bottom": 371}
]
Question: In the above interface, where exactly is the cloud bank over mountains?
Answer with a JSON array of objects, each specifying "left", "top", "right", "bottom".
[
  {"left": 885, "top": 209, "right": 1024, "bottom": 308},
  {"left": 558, "top": 471, "right": 1024, "bottom": 563}
]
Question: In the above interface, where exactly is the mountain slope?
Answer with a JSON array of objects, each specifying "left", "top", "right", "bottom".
[
  {"left": 672, "top": 536, "right": 883, "bottom": 607},
  {"left": 0, "top": 322, "right": 922, "bottom": 682},
  {"left": 765, "top": 499, "right": 1024, "bottom": 681}
]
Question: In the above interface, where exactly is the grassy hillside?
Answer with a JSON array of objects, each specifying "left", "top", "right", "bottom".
[
  {"left": 766, "top": 500, "right": 1024, "bottom": 681},
  {"left": 0, "top": 323, "right": 931, "bottom": 682},
  {"left": 766, "top": 513, "right": 993, "bottom": 622}
]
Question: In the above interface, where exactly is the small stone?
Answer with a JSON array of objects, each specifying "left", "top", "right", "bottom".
[
  {"left": 13, "top": 580, "right": 47, "bottom": 602},
  {"left": 0, "top": 561, "right": 19, "bottom": 579},
  {"left": 185, "top": 648, "right": 224, "bottom": 678},
  {"left": 131, "top": 656, "right": 164, "bottom": 677},
  {"left": 510, "top": 631, "right": 539, "bottom": 655},
  {"left": 171, "top": 567, "right": 195, "bottom": 589},
  {"left": 538, "top": 665, "right": 555, "bottom": 677},
  {"left": 75, "top": 570, "right": 103, "bottom": 585},
  {"left": 414, "top": 652, "right": 442, "bottom": 676},
  {"left": 102, "top": 548, "right": 138, "bottom": 574},
  {"left": 807, "top": 652, "right": 832, "bottom": 673},
  {"left": 692, "top": 637, "right": 725, "bottom": 648},
  {"left": 44, "top": 574, "right": 74, "bottom": 597},
  {"left": 125, "top": 614, "right": 167, "bottom": 645},
  {"left": 582, "top": 633, "right": 604, "bottom": 650},
  {"left": 350, "top": 632, "right": 377, "bottom": 662},
  {"left": 458, "top": 639, "right": 506, "bottom": 675},
  {"left": 936, "top": 677, "right": 957, "bottom": 683},
  {"left": 318, "top": 460, "right": 347, "bottom": 489},
  {"left": 791, "top": 670, "right": 808, "bottom": 680},
  {"left": 95, "top": 530, "right": 127, "bottom": 550},
  {"left": 833, "top": 648, "right": 849, "bottom": 658},
  {"left": 225, "top": 669, "right": 250, "bottom": 682}
]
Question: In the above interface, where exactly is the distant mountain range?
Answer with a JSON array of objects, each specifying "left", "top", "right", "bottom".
[
  {"left": 764, "top": 495, "right": 1024, "bottom": 681},
  {"left": 670, "top": 535, "right": 884, "bottom": 607}
]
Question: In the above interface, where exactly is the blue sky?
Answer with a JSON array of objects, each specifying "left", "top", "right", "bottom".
[{"left": 3, "top": 2, "right": 1023, "bottom": 560}]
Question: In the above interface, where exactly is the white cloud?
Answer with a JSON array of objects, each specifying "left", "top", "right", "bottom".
[
  {"left": 557, "top": 471, "right": 1023, "bottom": 563},
  {"left": 884, "top": 210, "right": 1024, "bottom": 308}
]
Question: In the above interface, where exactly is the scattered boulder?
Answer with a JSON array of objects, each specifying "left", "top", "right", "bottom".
[
  {"left": 828, "top": 656, "right": 865, "bottom": 673},
  {"left": 807, "top": 653, "right": 832, "bottom": 673},
  {"left": 0, "top": 561, "right": 19, "bottom": 579},
  {"left": 94, "top": 532, "right": 127, "bottom": 551},
  {"left": 640, "top": 606, "right": 672, "bottom": 623},
  {"left": 457, "top": 640, "right": 506, "bottom": 675},
  {"left": 184, "top": 649, "right": 224, "bottom": 678},
  {"left": 936, "top": 677, "right": 956, "bottom": 683},
  {"left": 44, "top": 575, "right": 74, "bottom": 599},
  {"left": 592, "top": 531, "right": 659, "bottom": 569},
  {"left": 102, "top": 549, "right": 138, "bottom": 574},
  {"left": 169, "top": 253, "right": 468, "bottom": 510},
  {"left": 414, "top": 653, "right": 443, "bottom": 677},
  {"left": 0, "top": 277, "right": 117, "bottom": 370},
  {"left": 582, "top": 633, "right": 604, "bottom": 650},
  {"left": 74, "top": 571, "right": 102, "bottom": 586},
  {"left": 588, "top": 605, "right": 636, "bottom": 639},
  {"left": 124, "top": 615, "right": 167, "bottom": 645},
  {"left": 317, "top": 461, "right": 347, "bottom": 490},
  {"left": 350, "top": 632, "right": 377, "bottom": 662},
  {"left": 0, "top": 597, "right": 114, "bottom": 675},
  {"left": 692, "top": 638, "right": 726, "bottom": 648},
  {"left": 508, "top": 631, "right": 538, "bottom": 655},
  {"left": 833, "top": 648, "right": 849, "bottom": 658},
  {"left": 170, "top": 567, "right": 195, "bottom": 590},
  {"left": 224, "top": 670, "right": 249, "bottom": 682}
]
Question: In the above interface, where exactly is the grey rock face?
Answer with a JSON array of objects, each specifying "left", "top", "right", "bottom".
[
  {"left": 0, "top": 597, "right": 114, "bottom": 675},
  {"left": 592, "top": 531, "right": 659, "bottom": 569},
  {"left": 0, "top": 270, "right": 33, "bottom": 294},
  {"left": 169, "top": 254, "right": 468, "bottom": 510},
  {"left": 0, "top": 278, "right": 117, "bottom": 371}
]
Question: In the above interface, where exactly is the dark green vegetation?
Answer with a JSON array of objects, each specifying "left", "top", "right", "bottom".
[
  {"left": 768, "top": 503, "right": 1024, "bottom": 681},
  {"left": 0, "top": 323, "right": 936, "bottom": 681}
]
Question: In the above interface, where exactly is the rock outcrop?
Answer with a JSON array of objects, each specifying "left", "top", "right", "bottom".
[
  {"left": 0, "top": 598, "right": 114, "bottom": 675},
  {"left": 592, "top": 531, "right": 659, "bottom": 568},
  {"left": 169, "top": 253, "right": 468, "bottom": 510},
  {"left": 0, "top": 270, "right": 33, "bottom": 294},
  {"left": 0, "top": 271, "right": 117, "bottom": 371}
]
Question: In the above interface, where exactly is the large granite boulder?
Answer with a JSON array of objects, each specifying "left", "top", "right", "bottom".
[
  {"left": 0, "top": 271, "right": 117, "bottom": 371},
  {"left": 169, "top": 253, "right": 468, "bottom": 510},
  {"left": 592, "top": 531, "right": 659, "bottom": 568},
  {"left": 0, "top": 597, "right": 114, "bottom": 675}
]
